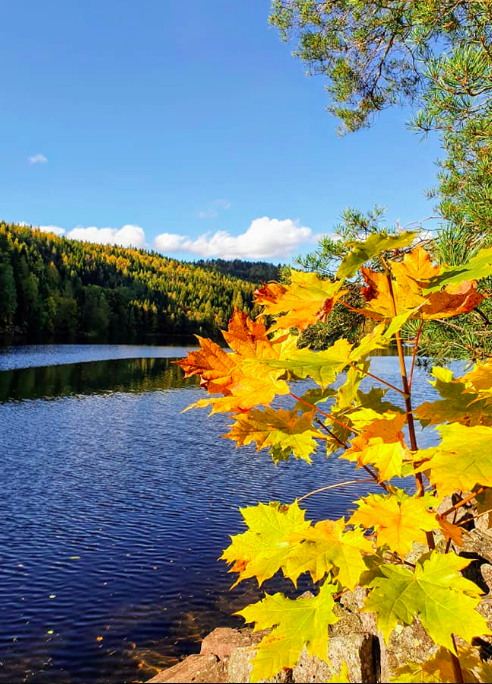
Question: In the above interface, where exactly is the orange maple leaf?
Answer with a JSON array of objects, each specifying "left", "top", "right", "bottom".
[{"left": 354, "top": 247, "right": 484, "bottom": 321}]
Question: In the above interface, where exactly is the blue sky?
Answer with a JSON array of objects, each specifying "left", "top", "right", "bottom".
[{"left": 1, "top": 0, "right": 442, "bottom": 263}]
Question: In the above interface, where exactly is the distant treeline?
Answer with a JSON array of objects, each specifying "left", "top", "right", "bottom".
[
  {"left": 195, "top": 258, "right": 280, "bottom": 283},
  {"left": 0, "top": 222, "right": 269, "bottom": 344}
]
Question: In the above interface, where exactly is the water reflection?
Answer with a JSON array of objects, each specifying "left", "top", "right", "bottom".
[{"left": 0, "top": 358, "right": 197, "bottom": 403}]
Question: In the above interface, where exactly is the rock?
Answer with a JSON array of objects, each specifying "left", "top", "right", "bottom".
[
  {"left": 292, "top": 634, "right": 378, "bottom": 683},
  {"left": 147, "top": 654, "right": 226, "bottom": 683},
  {"left": 200, "top": 628, "right": 259, "bottom": 661},
  {"left": 379, "top": 619, "right": 437, "bottom": 683}
]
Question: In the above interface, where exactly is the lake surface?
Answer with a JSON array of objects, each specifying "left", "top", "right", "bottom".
[{"left": 0, "top": 345, "right": 439, "bottom": 683}]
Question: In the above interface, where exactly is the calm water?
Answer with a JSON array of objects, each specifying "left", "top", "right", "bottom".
[{"left": 0, "top": 346, "right": 439, "bottom": 683}]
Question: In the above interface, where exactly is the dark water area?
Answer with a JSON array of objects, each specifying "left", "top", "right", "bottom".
[{"left": 0, "top": 347, "right": 439, "bottom": 684}]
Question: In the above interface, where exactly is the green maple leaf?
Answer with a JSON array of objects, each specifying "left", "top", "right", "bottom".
[
  {"left": 224, "top": 407, "right": 324, "bottom": 463},
  {"left": 265, "top": 338, "right": 353, "bottom": 388},
  {"left": 423, "top": 246, "right": 492, "bottom": 293},
  {"left": 415, "top": 424, "right": 492, "bottom": 496},
  {"left": 221, "top": 501, "right": 310, "bottom": 587},
  {"left": 337, "top": 231, "right": 417, "bottom": 279},
  {"left": 364, "top": 551, "right": 490, "bottom": 652},
  {"left": 237, "top": 580, "right": 338, "bottom": 683}
]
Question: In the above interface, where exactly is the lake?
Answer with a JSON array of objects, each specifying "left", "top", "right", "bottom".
[{"left": 0, "top": 345, "right": 438, "bottom": 683}]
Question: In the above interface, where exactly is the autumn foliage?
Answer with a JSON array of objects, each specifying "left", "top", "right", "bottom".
[{"left": 178, "top": 232, "right": 492, "bottom": 683}]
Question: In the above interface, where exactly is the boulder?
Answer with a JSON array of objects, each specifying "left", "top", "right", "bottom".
[
  {"left": 200, "top": 627, "right": 261, "bottom": 661},
  {"left": 147, "top": 654, "right": 226, "bottom": 683}
]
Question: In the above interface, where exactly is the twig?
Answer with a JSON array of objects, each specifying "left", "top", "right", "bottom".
[
  {"left": 350, "top": 363, "right": 408, "bottom": 396},
  {"left": 441, "top": 488, "right": 486, "bottom": 517},
  {"left": 297, "top": 479, "right": 374, "bottom": 503},
  {"left": 290, "top": 392, "right": 359, "bottom": 434}
]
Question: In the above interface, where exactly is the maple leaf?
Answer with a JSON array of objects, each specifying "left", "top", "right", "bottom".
[
  {"left": 286, "top": 518, "right": 374, "bottom": 589},
  {"left": 357, "top": 258, "right": 483, "bottom": 321},
  {"left": 436, "top": 514, "right": 464, "bottom": 547},
  {"left": 349, "top": 489, "right": 437, "bottom": 557},
  {"left": 221, "top": 501, "right": 311, "bottom": 587},
  {"left": 265, "top": 338, "right": 353, "bottom": 388},
  {"left": 255, "top": 271, "right": 346, "bottom": 332},
  {"left": 237, "top": 580, "right": 339, "bottom": 683},
  {"left": 177, "top": 335, "right": 237, "bottom": 394},
  {"left": 423, "top": 245, "right": 492, "bottom": 293},
  {"left": 224, "top": 407, "right": 324, "bottom": 463},
  {"left": 221, "top": 309, "right": 272, "bottom": 358},
  {"left": 364, "top": 551, "right": 490, "bottom": 652},
  {"left": 342, "top": 408, "right": 409, "bottom": 481},
  {"left": 415, "top": 424, "right": 492, "bottom": 497},
  {"left": 416, "top": 366, "right": 492, "bottom": 428},
  {"left": 336, "top": 231, "right": 418, "bottom": 279},
  {"left": 180, "top": 310, "right": 299, "bottom": 414},
  {"left": 391, "top": 646, "right": 482, "bottom": 683}
]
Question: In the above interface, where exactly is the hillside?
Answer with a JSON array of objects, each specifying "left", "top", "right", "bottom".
[
  {"left": 0, "top": 222, "right": 260, "bottom": 343},
  {"left": 194, "top": 258, "right": 280, "bottom": 283}
]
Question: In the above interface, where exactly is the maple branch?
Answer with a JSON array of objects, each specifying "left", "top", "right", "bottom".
[
  {"left": 456, "top": 507, "right": 492, "bottom": 527},
  {"left": 408, "top": 320, "right": 424, "bottom": 391},
  {"left": 349, "top": 363, "right": 408, "bottom": 396},
  {"left": 297, "top": 478, "right": 374, "bottom": 503},
  {"left": 290, "top": 392, "right": 359, "bottom": 434},
  {"left": 362, "top": 464, "right": 389, "bottom": 492},
  {"left": 315, "top": 418, "right": 347, "bottom": 448},
  {"left": 441, "top": 488, "right": 486, "bottom": 517},
  {"left": 381, "top": 260, "right": 435, "bottom": 549}
]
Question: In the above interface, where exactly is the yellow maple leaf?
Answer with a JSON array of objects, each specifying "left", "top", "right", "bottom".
[
  {"left": 349, "top": 489, "right": 437, "bottom": 556},
  {"left": 286, "top": 518, "right": 373, "bottom": 589},
  {"left": 342, "top": 409, "right": 409, "bottom": 481},
  {"left": 415, "top": 424, "right": 492, "bottom": 497},
  {"left": 237, "top": 580, "right": 339, "bottom": 683},
  {"left": 254, "top": 271, "right": 346, "bottom": 332},
  {"left": 221, "top": 501, "right": 311, "bottom": 587}
]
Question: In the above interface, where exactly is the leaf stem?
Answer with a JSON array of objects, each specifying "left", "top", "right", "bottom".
[
  {"left": 450, "top": 637, "right": 464, "bottom": 684},
  {"left": 315, "top": 417, "right": 347, "bottom": 448},
  {"left": 362, "top": 464, "right": 389, "bottom": 492},
  {"left": 297, "top": 479, "right": 374, "bottom": 503},
  {"left": 408, "top": 320, "right": 424, "bottom": 390},
  {"left": 349, "top": 363, "right": 408, "bottom": 396}
]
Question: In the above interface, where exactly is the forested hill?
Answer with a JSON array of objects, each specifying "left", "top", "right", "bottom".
[
  {"left": 195, "top": 258, "right": 280, "bottom": 283},
  {"left": 0, "top": 222, "right": 262, "bottom": 344}
]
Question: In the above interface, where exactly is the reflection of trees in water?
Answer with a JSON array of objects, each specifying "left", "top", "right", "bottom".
[{"left": 0, "top": 357, "right": 198, "bottom": 402}]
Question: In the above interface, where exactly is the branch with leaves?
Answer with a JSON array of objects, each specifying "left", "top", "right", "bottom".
[{"left": 178, "top": 231, "right": 492, "bottom": 683}]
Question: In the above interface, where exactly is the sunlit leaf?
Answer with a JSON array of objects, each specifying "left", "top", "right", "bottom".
[{"left": 237, "top": 580, "right": 339, "bottom": 683}]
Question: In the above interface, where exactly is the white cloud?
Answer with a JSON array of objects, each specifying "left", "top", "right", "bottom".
[
  {"left": 29, "top": 154, "right": 48, "bottom": 164},
  {"left": 66, "top": 224, "right": 146, "bottom": 249},
  {"left": 38, "top": 225, "right": 66, "bottom": 236},
  {"left": 198, "top": 198, "right": 231, "bottom": 220},
  {"left": 154, "top": 216, "right": 313, "bottom": 259}
]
